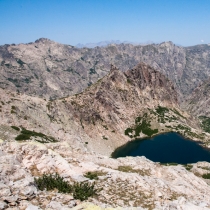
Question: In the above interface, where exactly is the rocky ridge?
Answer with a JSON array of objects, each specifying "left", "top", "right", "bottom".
[
  {"left": 0, "top": 63, "right": 208, "bottom": 155},
  {"left": 184, "top": 78, "right": 210, "bottom": 117},
  {"left": 1, "top": 38, "right": 210, "bottom": 102}
]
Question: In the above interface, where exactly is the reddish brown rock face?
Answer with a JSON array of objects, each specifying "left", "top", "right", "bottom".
[{"left": 67, "top": 63, "right": 178, "bottom": 125}]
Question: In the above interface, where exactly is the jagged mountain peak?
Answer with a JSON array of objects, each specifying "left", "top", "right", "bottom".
[
  {"left": 34, "top": 37, "right": 56, "bottom": 44},
  {"left": 80, "top": 62, "right": 178, "bottom": 107},
  {"left": 159, "top": 41, "right": 175, "bottom": 46}
]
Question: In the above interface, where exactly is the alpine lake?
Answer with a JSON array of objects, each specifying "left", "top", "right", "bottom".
[{"left": 112, "top": 132, "right": 210, "bottom": 164}]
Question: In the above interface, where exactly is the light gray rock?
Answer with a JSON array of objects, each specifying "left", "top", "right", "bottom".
[
  {"left": 20, "top": 185, "right": 37, "bottom": 196},
  {"left": 0, "top": 184, "right": 11, "bottom": 197},
  {"left": 67, "top": 200, "right": 76, "bottom": 208},
  {"left": 2, "top": 195, "right": 18, "bottom": 203},
  {"left": 71, "top": 175, "right": 89, "bottom": 182},
  {"left": 0, "top": 201, "right": 7, "bottom": 210},
  {"left": 26, "top": 204, "right": 42, "bottom": 210},
  {"left": 46, "top": 201, "right": 63, "bottom": 209}
]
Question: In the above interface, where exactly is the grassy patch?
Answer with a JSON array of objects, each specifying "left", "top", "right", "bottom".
[
  {"left": 156, "top": 106, "right": 169, "bottom": 116},
  {"left": 117, "top": 166, "right": 150, "bottom": 176},
  {"left": 35, "top": 173, "right": 98, "bottom": 201},
  {"left": 117, "top": 166, "right": 134, "bottom": 172},
  {"left": 11, "top": 105, "right": 17, "bottom": 114},
  {"left": 199, "top": 116, "right": 210, "bottom": 133},
  {"left": 160, "top": 163, "right": 193, "bottom": 171},
  {"left": 154, "top": 106, "right": 179, "bottom": 123},
  {"left": 11, "top": 126, "right": 20, "bottom": 131},
  {"left": 202, "top": 173, "right": 210, "bottom": 179},
  {"left": 16, "top": 59, "right": 26, "bottom": 66},
  {"left": 73, "top": 182, "right": 97, "bottom": 201},
  {"left": 125, "top": 113, "right": 158, "bottom": 138},
  {"left": 15, "top": 128, "right": 58, "bottom": 143},
  {"left": 84, "top": 171, "right": 106, "bottom": 180},
  {"left": 183, "top": 164, "right": 193, "bottom": 171},
  {"left": 171, "top": 109, "right": 185, "bottom": 119},
  {"left": 35, "top": 173, "right": 72, "bottom": 193},
  {"left": 89, "top": 68, "right": 96, "bottom": 74},
  {"left": 198, "top": 166, "right": 210, "bottom": 170}
]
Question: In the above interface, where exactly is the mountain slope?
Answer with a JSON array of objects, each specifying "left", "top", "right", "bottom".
[
  {"left": 184, "top": 78, "right": 210, "bottom": 117},
  {"left": 1, "top": 62, "right": 210, "bottom": 209},
  {"left": 1, "top": 38, "right": 210, "bottom": 102},
  {"left": 0, "top": 62, "right": 208, "bottom": 155}
]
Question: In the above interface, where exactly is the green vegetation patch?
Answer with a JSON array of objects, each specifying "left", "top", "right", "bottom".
[
  {"left": 11, "top": 126, "right": 20, "bottom": 131},
  {"left": 160, "top": 163, "right": 193, "bottom": 171},
  {"left": 15, "top": 128, "right": 58, "bottom": 143},
  {"left": 89, "top": 68, "right": 96, "bottom": 74},
  {"left": 202, "top": 173, "right": 210, "bottom": 179},
  {"left": 183, "top": 164, "right": 193, "bottom": 171},
  {"left": 175, "top": 124, "right": 191, "bottom": 132},
  {"left": 84, "top": 171, "right": 106, "bottom": 180},
  {"left": 173, "top": 124, "right": 204, "bottom": 140},
  {"left": 156, "top": 106, "right": 169, "bottom": 116},
  {"left": 117, "top": 166, "right": 150, "bottom": 176},
  {"left": 35, "top": 173, "right": 72, "bottom": 193},
  {"left": 125, "top": 113, "right": 158, "bottom": 138},
  {"left": 171, "top": 109, "right": 185, "bottom": 119},
  {"left": 35, "top": 173, "right": 97, "bottom": 201},
  {"left": 11, "top": 105, "right": 17, "bottom": 114},
  {"left": 117, "top": 166, "right": 135, "bottom": 173},
  {"left": 199, "top": 116, "right": 210, "bottom": 133},
  {"left": 16, "top": 59, "right": 26, "bottom": 66},
  {"left": 152, "top": 106, "right": 178, "bottom": 123},
  {"left": 73, "top": 182, "right": 97, "bottom": 201}
]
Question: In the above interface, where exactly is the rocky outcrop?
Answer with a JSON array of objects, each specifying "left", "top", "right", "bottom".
[
  {"left": 184, "top": 78, "right": 210, "bottom": 117},
  {"left": 1, "top": 140, "right": 210, "bottom": 209},
  {"left": 1, "top": 38, "right": 210, "bottom": 102}
]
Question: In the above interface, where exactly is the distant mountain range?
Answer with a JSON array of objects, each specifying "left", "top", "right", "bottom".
[
  {"left": 1, "top": 38, "right": 210, "bottom": 106},
  {"left": 75, "top": 40, "right": 154, "bottom": 48}
]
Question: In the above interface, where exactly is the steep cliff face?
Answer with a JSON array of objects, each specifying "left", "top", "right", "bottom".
[
  {"left": 1, "top": 38, "right": 210, "bottom": 101},
  {"left": 65, "top": 62, "right": 178, "bottom": 124},
  {"left": 184, "top": 78, "right": 210, "bottom": 117}
]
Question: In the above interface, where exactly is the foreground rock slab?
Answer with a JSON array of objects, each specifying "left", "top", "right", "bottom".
[{"left": 1, "top": 140, "right": 210, "bottom": 209}]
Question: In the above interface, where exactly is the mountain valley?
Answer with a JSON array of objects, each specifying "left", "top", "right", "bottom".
[{"left": 1, "top": 39, "right": 210, "bottom": 209}]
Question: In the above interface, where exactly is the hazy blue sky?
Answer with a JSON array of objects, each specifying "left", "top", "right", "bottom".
[{"left": 0, "top": 0, "right": 209, "bottom": 46}]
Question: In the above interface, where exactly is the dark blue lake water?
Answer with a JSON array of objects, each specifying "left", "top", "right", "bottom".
[{"left": 112, "top": 132, "right": 210, "bottom": 164}]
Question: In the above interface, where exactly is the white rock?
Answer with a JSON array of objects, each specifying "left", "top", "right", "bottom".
[
  {"left": 71, "top": 175, "right": 89, "bottom": 182},
  {"left": 46, "top": 201, "right": 63, "bottom": 209},
  {"left": 26, "top": 204, "right": 42, "bottom": 210}
]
